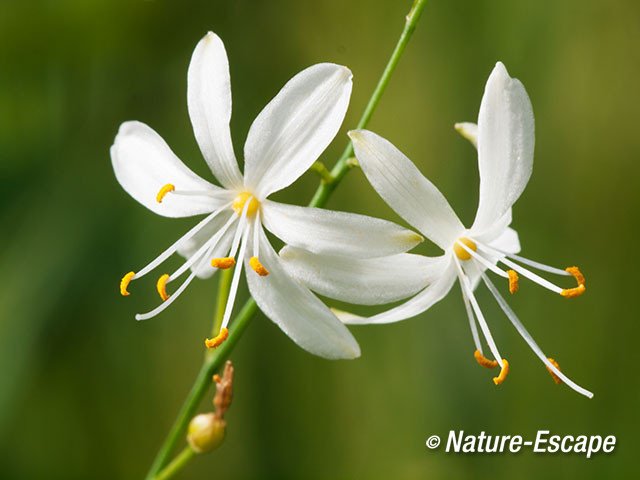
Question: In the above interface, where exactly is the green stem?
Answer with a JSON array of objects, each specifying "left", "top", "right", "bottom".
[
  {"left": 309, "top": 0, "right": 428, "bottom": 208},
  {"left": 211, "top": 268, "right": 232, "bottom": 338},
  {"left": 144, "top": 1, "right": 428, "bottom": 477},
  {"left": 154, "top": 447, "right": 196, "bottom": 480}
]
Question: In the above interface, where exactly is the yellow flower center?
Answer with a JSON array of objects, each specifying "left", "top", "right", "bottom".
[
  {"left": 232, "top": 192, "right": 260, "bottom": 217},
  {"left": 453, "top": 237, "right": 477, "bottom": 261}
]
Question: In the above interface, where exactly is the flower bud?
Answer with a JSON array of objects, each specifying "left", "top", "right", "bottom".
[{"left": 187, "top": 413, "right": 226, "bottom": 453}]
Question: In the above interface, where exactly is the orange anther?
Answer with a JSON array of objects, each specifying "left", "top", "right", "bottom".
[
  {"left": 474, "top": 350, "right": 499, "bottom": 369},
  {"left": 156, "top": 274, "right": 170, "bottom": 301},
  {"left": 546, "top": 358, "right": 563, "bottom": 384},
  {"left": 493, "top": 359, "right": 509, "bottom": 385},
  {"left": 156, "top": 184, "right": 175, "bottom": 203},
  {"left": 566, "top": 266, "right": 585, "bottom": 286},
  {"left": 211, "top": 257, "right": 236, "bottom": 269},
  {"left": 561, "top": 284, "right": 586, "bottom": 298},
  {"left": 120, "top": 271, "right": 135, "bottom": 296},
  {"left": 205, "top": 328, "right": 229, "bottom": 349},
  {"left": 249, "top": 257, "right": 269, "bottom": 276},
  {"left": 507, "top": 270, "right": 519, "bottom": 294}
]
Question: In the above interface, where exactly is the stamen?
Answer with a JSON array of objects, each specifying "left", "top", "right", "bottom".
[
  {"left": 546, "top": 358, "right": 563, "bottom": 384},
  {"left": 453, "top": 237, "right": 477, "bottom": 261},
  {"left": 156, "top": 184, "right": 175, "bottom": 203},
  {"left": 561, "top": 284, "right": 586, "bottom": 298},
  {"left": 493, "top": 359, "right": 509, "bottom": 385},
  {"left": 461, "top": 286, "right": 482, "bottom": 352},
  {"left": 205, "top": 328, "right": 229, "bottom": 349},
  {"left": 156, "top": 274, "right": 170, "bottom": 301},
  {"left": 120, "top": 271, "right": 135, "bottom": 296},
  {"left": 249, "top": 257, "right": 269, "bottom": 276},
  {"left": 211, "top": 257, "right": 236, "bottom": 269},
  {"left": 474, "top": 350, "right": 499, "bottom": 369},
  {"left": 457, "top": 240, "right": 509, "bottom": 278},
  {"left": 508, "top": 270, "right": 519, "bottom": 294},
  {"left": 566, "top": 266, "right": 585, "bottom": 285}
]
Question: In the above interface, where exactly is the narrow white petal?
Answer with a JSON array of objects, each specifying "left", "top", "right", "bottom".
[
  {"left": 349, "top": 130, "right": 464, "bottom": 250},
  {"left": 336, "top": 259, "right": 456, "bottom": 325},
  {"left": 261, "top": 200, "right": 423, "bottom": 259},
  {"left": 244, "top": 63, "right": 352, "bottom": 198},
  {"left": 111, "top": 121, "right": 227, "bottom": 217},
  {"left": 280, "top": 247, "right": 444, "bottom": 305},
  {"left": 454, "top": 122, "right": 478, "bottom": 148},
  {"left": 187, "top": 32, "right": 243, "bottom": 189},
  {"left": 245, "top": 226, "right": 360, "bottom": 359},
  {"left": 472, "top": 62, "right": 535, "bottom": 232}
]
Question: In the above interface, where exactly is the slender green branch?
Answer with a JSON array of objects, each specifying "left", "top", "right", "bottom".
[
  {"left": 211, "top": 268, "right": 232, "bottom": 339},
  {"left": 309, "top": 161, "right": 334, "bottom": 183},
  {"left": 309, "top": 0, "right": 428, "bottom": 208},
  {"left": 154, "top": 446, "right": 196, "bottom": 480},
  {"left": 144, "top": 1, "right": 428, "bottom": 477}
]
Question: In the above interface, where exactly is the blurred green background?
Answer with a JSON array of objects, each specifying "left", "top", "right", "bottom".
[{"left": 1, "top": 0, "right": 638, "bottom": 478}]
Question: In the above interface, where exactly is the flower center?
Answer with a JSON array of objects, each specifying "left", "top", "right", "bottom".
[
  {"left": 232, "top": 192, "right": 259, "bottom": 217},
  {"left": 453, "top": 237, "right": 477, "bottom": 260}
]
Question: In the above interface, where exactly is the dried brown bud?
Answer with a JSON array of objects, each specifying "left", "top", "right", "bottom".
[{"left": 213, "top": 360, "right": 234, "bottom": 419}]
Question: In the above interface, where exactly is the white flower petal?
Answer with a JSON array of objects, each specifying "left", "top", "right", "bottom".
[
  {"left": 489, "top": 226, "right": 521, "bottom": 255},
  {"left": 261, "top": 200, "right": 423, "bottom": 259},
  {"left": 335, "top": 259, "right": 456, "bottom": 325},
  {"left": 454, "top": 122, "right": 478, "bottom": 148},
  {"left": 472, "top": 62, "right": 535, "bottom": 232},
  {"left": 280, "top": 246, "right": 445, "bottom": 305},
  {"left": 349, "top": 130, "right": 464, "bottom": 250},
  {"left": 243, "top": 63, "right": 352, "bottom": 198},
  {"left": 245, "top": 226, "right": 360, "bottom": 359},
  {"left": 188, "top": 32, "right": 243, "bottom": 189},
  {"left": 110, "top": 121, "right": 227, "bottom": 217},
  {"left": 176, "top": 210, "right": 237, "bottom": 279}
]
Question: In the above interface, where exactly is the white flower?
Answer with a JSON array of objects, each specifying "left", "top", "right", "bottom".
[
  {"left": 306, "top": 62, "right": 591, "bottom": 395},
  {"left": 111, "top": 32, "right": 423, "bottom": 360}
]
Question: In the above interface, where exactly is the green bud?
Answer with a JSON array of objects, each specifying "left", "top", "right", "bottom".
[{"left": 187, "top": 413, "right": 226, "bottom": 453}]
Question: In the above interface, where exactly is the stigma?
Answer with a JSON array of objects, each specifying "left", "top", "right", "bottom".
[
  {"left": 232, "top": 192, "right": 259, "bottom": 217},
  {"left": 205, "top": 328, "right": 229, "bottom": 349},
  {"left": 453, "top": 237, "right": 477, "bottom": 260}
]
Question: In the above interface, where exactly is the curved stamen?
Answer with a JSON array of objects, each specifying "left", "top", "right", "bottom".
[
  {"left": 211, "top": 257, "right": 236, "bottom": 269},
  {"left": 507, "top": 270, "right": 519, "bottom": 294},
  {"left": 480, "top": 271, "right": 593, "bottom": 398},
  {"left": 156, "top": 184, "right": 175, "bottom": 203},
  {"left": 120, "top": 271, "right": 135, "bottom": 296},
  {"left": 157, "top": 274, "right": 170, "bottom": 301},
  {"left": 566, "top": 266, "right": 585, "bottom": 285},
  {"left": 561, "top": 266, "right": 586, "bottom": 298},
  {"left": 205, "top": 327, "right": 229, "bottom": 349},
  {"left": 493, "top": 359, "right": 509, "bottom": 385},
  {"left": 546, "top": 358, "right": 562, "bottom": 384},
  {"left": 474, "top": 350, "right": 498, "bottom": 369}
]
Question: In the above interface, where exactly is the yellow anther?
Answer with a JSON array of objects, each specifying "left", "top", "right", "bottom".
[
  {"left": 156, "top": 274, "right": 170, "bottom": 301},
  {"left": 566, "top": 266, "right": 586, "bottom": 286},
  {"left": 211, "top": 257, "right": 236, "bottom": 269},
  {"left": 474, "top": 350, "right": 499, "bottom": 369},
  {"left": 546, "top": 357, "right": 563, "bottom": 385},
  {"left": 120, "top": 271, "right": 135, "bottom": 296},
  {"left": 561, "top": 266, "right": 586, "bottom": 298},
  {"left": 232, "top": 192, "right": 259, "bottom": 217},
  {"left": 205, "top": 328, "right": 229, "bottom": 349},
  {"left": 212, "top": 374, "right": 222, "bottom": 384},
  {"left": 249, "top": 256, "right": 270, "bottom": 276},
  {"left": 507, "top": 269, "right": 519, "bottom": 294},
  {"left": 453, "top": 237, "right": 477, "bottom": 261},
  {"left": 493, "top": 359, "right": 509, "bottom": 385},
  {"left": 561, "top": 284, "right": 586, "bottom": 298},
  {"left": 156, "top": 184, "right": 175, "bottom": 203}
]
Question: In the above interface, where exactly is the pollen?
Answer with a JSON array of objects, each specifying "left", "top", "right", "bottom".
[
  {"left": 156, "top": 274, "right": 170, "bottom": 301},
  {"left": 546, "top": 357, "right": 563, "bottom": 384},
  {"left": 249, "top": 256, "right": 270, "bottom": 276},
  {"left": 566, "top": 266, "right": 586, "bottom": 286},
  {"left": 474, "top": 350, "right": 499, "bottom": 369},
  {"left": 156, "top": 184, "right": 175, "bottom": 203},
  {"left": 493, "top": 359, "right": 509, "bottom": 385},
  {"left": 453, "top": 237, "right": 477, "bottom": 261},
  {"left": 507, "top": 270, "right": 519, "bottom": 294},
  {"left": 561, "top": 284, "right": 586, "bottom": 298},
  {"left": 211, "top": 257, "right": 236, "bottom": 269},
  {"left": 120, "top": 271, "right": 135, "bottom": 296},
  {"left": 232, "top": 192, "right": 259, "bottom": 217},
  {"left": 205, "top": 328, "right": 229, "bottom": 349}
]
